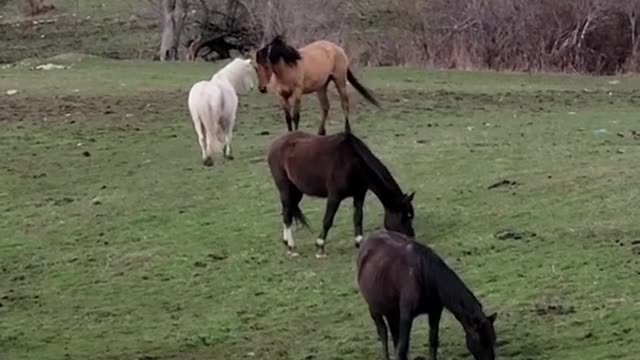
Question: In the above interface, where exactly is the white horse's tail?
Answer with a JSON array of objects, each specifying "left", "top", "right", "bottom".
[{"left": 202, "top": 99, "right": 224, "bottom": 161}]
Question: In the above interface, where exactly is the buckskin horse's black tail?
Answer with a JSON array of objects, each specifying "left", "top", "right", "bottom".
[{"left": 347, "top": 68, "right": 380, "bottom": 109}]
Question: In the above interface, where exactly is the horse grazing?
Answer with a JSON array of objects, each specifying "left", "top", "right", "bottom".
[
  {"left": 267, "top": 130, "right": 415, "bottom": 258},
  {"left": 357, "top": 230, "right": 498, "bottom": 360},
  {"left": 187, "top": 57, "right": 254, "bottom": 166},
  {"left": 254, "top": 35, "right": 380, "bottom": 135}
]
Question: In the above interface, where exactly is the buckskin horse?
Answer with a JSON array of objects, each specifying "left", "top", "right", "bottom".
[
  {"left": 267, "top": 130, "right": 415, "bottom": 258},
  {"left": 357, "top": 230, "right": 498, "bottom": 360},
  {"left": 253, "top": 35, "right": 380, "bottom": 135}
]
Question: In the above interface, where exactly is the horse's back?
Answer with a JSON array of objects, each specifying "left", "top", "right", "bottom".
[
  {"left": 205, "top": 79, "right": 239, "bottom": 120},
  {"left": 267, "top": 131, "right": 356, "bottom": 196},
  {"left": 299, "top": 40, "right": 349, "bottom": 88},
  {"left": 357, "top": 230, "right": 420, "bottom": 313}
]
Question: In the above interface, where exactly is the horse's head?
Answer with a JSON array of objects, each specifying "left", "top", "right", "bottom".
[
  {"left": 219, "top": 57, "right": 255, "bottom": 94},
  {"left": 238, "top": 58, "right": 255, "bottom": 93},
  {"left": 465, "top": 312, "right": 498, "bottom": 360},
  {"left": 252, "top": 46, "right": 272, "bottom": 93},
  {"left": 383, "top": 192, "right": 415, "bottom": 237}
]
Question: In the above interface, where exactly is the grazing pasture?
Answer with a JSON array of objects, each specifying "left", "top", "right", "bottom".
[{"left": 1, "top": 56, "right": 640, "bottom": 360}]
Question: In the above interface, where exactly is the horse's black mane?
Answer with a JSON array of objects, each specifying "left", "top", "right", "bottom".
[
  {"left": 413, "top": 240, "right": 486, "bottom": 324},
  {"left": 255, "top": 46, "right": 270, "bottom": 65},
  {"left": 344, "top": 132, "right": 405, "bottom": 207},
  {"left": 260, "top": 35, "right": 301, "bottom": 66}
]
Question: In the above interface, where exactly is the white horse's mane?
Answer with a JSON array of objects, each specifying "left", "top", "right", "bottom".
[{"left": 212, "top": 58, "right": 254, "bottom": 94}]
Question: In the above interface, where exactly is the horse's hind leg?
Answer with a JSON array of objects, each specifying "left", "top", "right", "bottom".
[
  {"left": 333, "top": 75, "right": 351, "bottom": 133},
  {"left": 353, "top": 190, "right": 366, "bottom": 247},
  {"left": 370, "top": 311, "right": 390, "bottom": 360},
  {"left": 315, "top": 196, "right": 342, "bottom": 258},
  {"left": 281, "top": 185, "right": 303, "bottom": 257},
  {"left": 316, "top": 87, "right": 330, "bottom": 135},
  {"left": 223, "top": 132, "right": 234, "bottom": 160},
  {"left": 197, "top": 122, "right": 210, "bottom": 165}
]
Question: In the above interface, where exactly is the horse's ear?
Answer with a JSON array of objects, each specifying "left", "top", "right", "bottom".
[
  {"left": 488, "top": 312, "right": 498, "bottom": 324},
  {"left": 405, "top": 192, "right": 415, "bottom": 203},
  {"left": 240, "top": 49, "right": 253, "bottom": 59}
]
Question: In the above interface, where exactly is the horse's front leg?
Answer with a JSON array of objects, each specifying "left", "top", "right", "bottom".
[
  {"left": 292, "top": 88, "right": 303, "bottom": 130},
  {"left": 396, "top": 310, "right": 414, "bottom": 360},
  {"left": 316, "top": 87, "right": 330, "bottom": 135},
  {"left": 353, "top": 192, "right": 365, "bottom": 248},
  {"left": 428, "top": 307, "right": 443, "bottom": 360},
  {"left": 278, "top": 95, "right": 293, "bottom": 131},
  {"left": 316, "top": 196, "right": 341, "bottom": 258}
]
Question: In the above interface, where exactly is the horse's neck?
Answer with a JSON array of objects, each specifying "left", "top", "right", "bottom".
[
  {"left": 213, "top": 74, "right": 239, "bottom": 94},
  {"left": 433, "top": 266, "right": 483, "bottom": 326},
  {"left": 365, "top": 173, "right": 403, "bottom": 210},
  {"left": 272, "top": 63, "right": 302, "bottom": 85}
]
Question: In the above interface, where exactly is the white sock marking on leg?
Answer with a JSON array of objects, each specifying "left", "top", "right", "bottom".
[
  {"left": 315, "top": 238, "right": 325, "bottom": 247},
  {"left": 355, "top": 235, "right": 363, "bottom": 245},
  {"left": 284, "top": 226, "right": 295, "bottom": 248}
]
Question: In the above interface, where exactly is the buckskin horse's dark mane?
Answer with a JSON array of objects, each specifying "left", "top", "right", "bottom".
[{"left": 257, "top": 35, "right": 302, "bottom": 66}]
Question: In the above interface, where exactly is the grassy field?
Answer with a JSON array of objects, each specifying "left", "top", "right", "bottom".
[{"left": 2, "top": 55, "right": 640, "bottom": 360}]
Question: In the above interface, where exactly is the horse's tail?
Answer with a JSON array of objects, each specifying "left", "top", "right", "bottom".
[
  {"left": 347, "top": 68, "right": 380, "bottom": 108},
  {"left": 202, "top": 95, "right": 224, "bottom": 158},
  {"left": 291, "top": 203, "right": 310, "bottom": 230}
]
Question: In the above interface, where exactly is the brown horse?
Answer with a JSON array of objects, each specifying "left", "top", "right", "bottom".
[
  {"left": 357, "top": 230, "right": 498, "bottom": 360},
  {"left": 254, "top": 35, "right": 380, "bottom": 135},
  {"left": 267, "top": 130, "right": 415, "bottom": 258}
]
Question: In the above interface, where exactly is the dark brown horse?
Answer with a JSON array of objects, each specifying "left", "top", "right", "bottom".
[
  {"left": 267, "top": 130, "right": 415, "bottom": 258},
  {"left": 357, "top": 230, "right": 498, "bottom": 360},
  {"left": 253, "top": 35, "right": 380, "bottom": 135}
]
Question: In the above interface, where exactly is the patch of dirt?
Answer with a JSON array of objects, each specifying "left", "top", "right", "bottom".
[
  {"left": 533, "top": 304, "right": 576, "bottom": 316},
  {"left": 494, "top": 229, "right": 537, "bottom": 240},
  {"left": 488, "top": 179, "right": 520, "bottom": 190},
  {"left": 0, "top": 91, "right": 184, "bottom": 123}
]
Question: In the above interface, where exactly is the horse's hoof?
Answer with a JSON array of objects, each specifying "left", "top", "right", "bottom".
[
  {"left": 318, "top": 129, "right": 326, "bottom": 136},
  {"left": 354, "top": 235, "right": 363, "bottom": 248},
  {"left": 202, "top": 157, "right": 213, "bottom": 167},
  {"left": 225, "top": 155, "right": 234, "bottom": 160},
  {"left": 315, "top": 253, "right": 327, "bottom": 259},
  {"left": 287, "top": 250, "right": 300, "bottom": 257}
]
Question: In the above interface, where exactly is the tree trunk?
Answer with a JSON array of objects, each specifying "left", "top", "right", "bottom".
[
  {"left": 630, "top": 12, "right": 637, "bottom": 55},
  {"left": 159, "top": 0, "right": 187, "bottom": 61},
  {"left": 20, "top": 0, "right": 54, "bottom": 17}
]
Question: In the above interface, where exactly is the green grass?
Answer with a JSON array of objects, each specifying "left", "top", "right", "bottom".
[
  {"left": 1, "top": 59, "right": 640, "bottom": 360},
  {"left": 0, "top": 0, "right": 158, "bottom": 63}
]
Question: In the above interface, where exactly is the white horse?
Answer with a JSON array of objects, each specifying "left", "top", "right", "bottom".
[{"left": 187, "top": 57, "right": 255, "bottom": 166}]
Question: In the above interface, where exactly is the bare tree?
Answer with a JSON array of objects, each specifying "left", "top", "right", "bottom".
[
  {"left": 20, "top": 0, "right": 55, "bottom": 16},
  {"left": 159, "top": 0, "right": 188, "bottom": 61}
]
